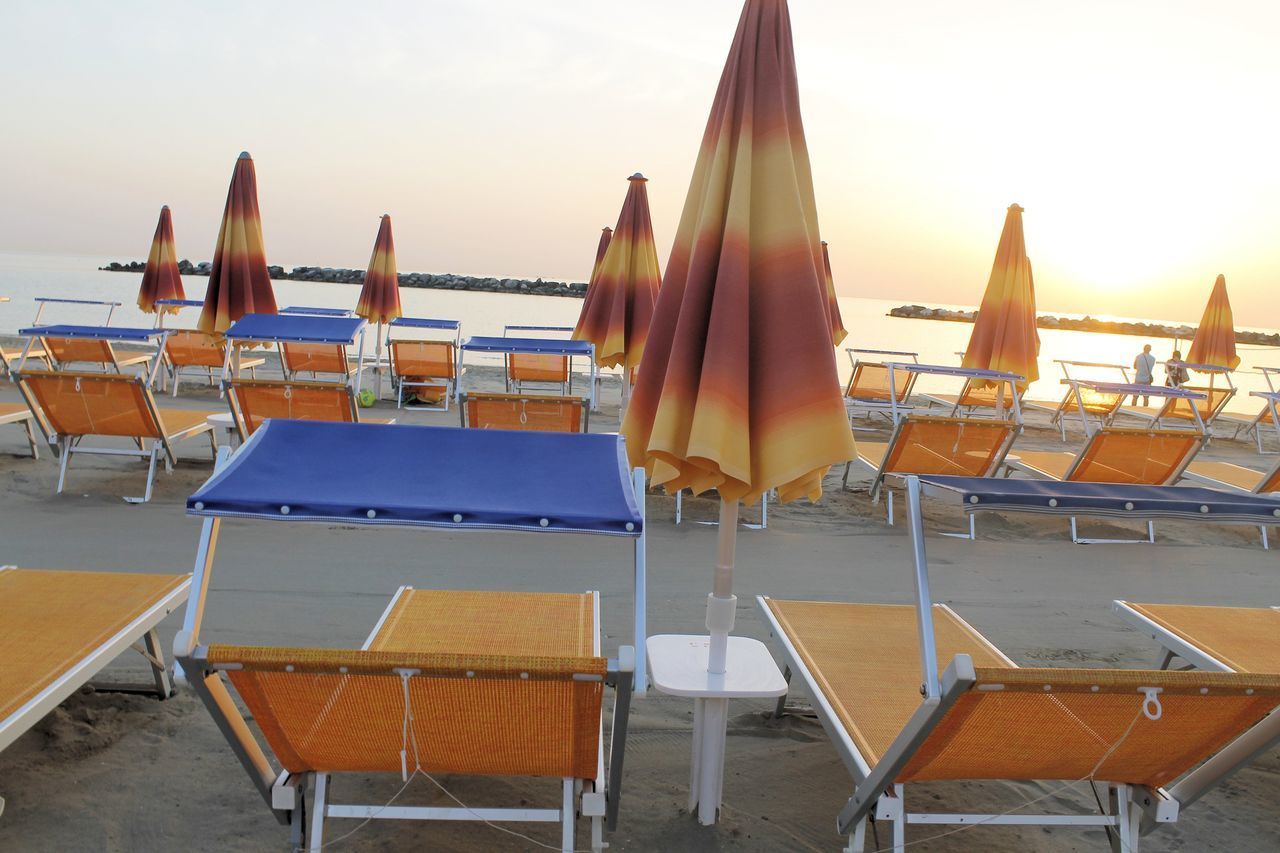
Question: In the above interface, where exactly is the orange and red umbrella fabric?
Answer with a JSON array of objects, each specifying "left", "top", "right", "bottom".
[
  {"left": 820, "top": 241, "right": 848, "bottom": 346},
  {"left": 589, "top": 226, "right": 612, "bottom": 288},
  {"left": 572, "top": 175, "right": 662, "bottom": 370},
  {"left": 355, "top": 214, "right": 403, "bottom": 325},
  {"left": 137, "top": 206, "right": 185, "bottom": 314},
  {"left": 198, "top": 151, "right": 276, "bottom": 334},
  {"left": 961, "top": 203, "right": 1039, "bottom": 390},
  {"left": 1187, "top": 274, "right": 1240, "bottom": 370},
  {"left": 621, "top": 0, "right": 854, "bottom": 506}
]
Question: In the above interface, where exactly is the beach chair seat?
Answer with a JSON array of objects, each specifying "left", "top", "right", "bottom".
[
  {"left": 389, "top": 339, "right": 456, "bottom": 410},
  {"left": 163, "top": 330, "right": 265, "bottom": 396},
  {"left": 0, "top": 567, "right": 190, "bottom": 763},
  {"left": 1115, "top": 601, "right": 1280, "bottom": 673},
  {"left": 1049, "top": 380, "right": 1128, "bottom": 439},
  {"left": 0, "top": 401, "right": 41, "bottom": 458},
  {"left": 759, "top": 595, "right": 1280, "bottom": 851},
  {"left": 226, "top": 377, "right": 395, "bottom": 440},
  {"left": 14, "top": 369, "right": 219, "bottom": 502},
  {"left": 1150, "top": 384, "right": 1235, "bottom": 429},
  {"left": 843, "top": 357, "right": 916, "bottom": 423},
  {"left": 179, "top": 588, "right": 632, "bottom": 852},
  {"left": 508, "top": 353, "right": 571, "bottom": 394},
  {"left": 41, "top": 335, "right": 151, "bottom": 373},
  {"left": 280, "top": 341, "right": 360, "bottom": 380},
  {"left": 460, "top": 391, "right": 588, "bottom": 432}
]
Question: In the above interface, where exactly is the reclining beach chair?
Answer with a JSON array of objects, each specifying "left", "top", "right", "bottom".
[
  {"left": 1119, "top": 364, "right": 1235, "bottom": 432},
  {"left": 922, "top": 376, "right": 1025, "bottom": 418},
  {"left": 225, "top": 377, "right": 394, "bottom": 440},
  {"left": 390, "top": 339, "right": 457, "bottom": 410},
  {"left": 40, "top": 334, "right": 152, "bottom": 373},
  {"left": 1114, "top": 600, "right": 1280, "bottom": 674},
  {"left": 222, "top": 313, "right": 368, "bottom": 393},
  {"left": 0, "top": 567, "right": 190, "bottom": 813},
  {"left": 0, "top": 402, "right": 42, "bottom": 458},
  {"left": 843, "top": 349, "right": 919, "bottom": 426},
  {"left": 756, "top": 479, "right": 1280, "bottom": 852},
  {"left": 503, "top": 324, "right": 573, "bottom": 395},
  {"left": 14, "top": 369, "right": 219, "bottom": 502},
  {"left": 1230, "top": 389, "right": 1280, "bottom": 453},
  {"left": 460, "top": 391, "right": 588, "bottom": 432},
  {"left": 1049, "top": 378, "right": 1129, "bottom": 439},
  {"left": 162, "top": 330, "right": 264, "bottom": 396}
]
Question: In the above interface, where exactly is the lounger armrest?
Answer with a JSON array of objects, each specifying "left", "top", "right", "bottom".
[
  {"left": 604, "top": 645, "right": 635, "bottom": 832},
  {"left": 837, "top": 654, "right": 976, "bottom": 835}
]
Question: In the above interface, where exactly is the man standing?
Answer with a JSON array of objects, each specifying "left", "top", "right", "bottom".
[{"left": 1133, "top": 344, "right": 1156, "bottom": 405}]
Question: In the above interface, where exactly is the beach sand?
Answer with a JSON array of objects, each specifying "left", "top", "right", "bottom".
[{"left": 0, "top": 353, "right": 1277, "bottom": 851}]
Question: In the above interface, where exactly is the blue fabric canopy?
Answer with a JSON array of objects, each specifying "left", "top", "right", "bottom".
[
  {"left": 391, "top": 317, "right": 461, "bottom": 331},
  {"left": 188, "top": 420, "right": 642, "bottom": 535},
  {"left": 280, "top": 306, "right": 355, "bottom": 317},
  {"left": 34, "top": 297, "right": 122, "bottom": 306},
  {"left": 887, "top": 362, "right": 1023, "bottom": 381},
  {"left": 224, "top": 313, "right": 366, "bottom": 344},
  {"left": 155, "top": 298, "right": 206, "bottom": 308},
  {"left": 20, "top": 324, "right": 168, "bottom": 342},
  {"left": 463, "top": 336, "right": 593, "bottom": 356},
  {"left": 918, "top": 475, "right": 1280, "bottom": 523}
]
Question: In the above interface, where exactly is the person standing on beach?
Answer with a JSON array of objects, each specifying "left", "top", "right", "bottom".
[
  {"left": 1132, "top": 344, "right": 1156, "bottom": 405},
  {"left": 1166, "top": 350, "right": 1190, "bottom": 388}
]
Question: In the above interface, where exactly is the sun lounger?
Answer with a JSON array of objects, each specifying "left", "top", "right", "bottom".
[
  {"left": 153, "top": 299, "right": 266, "bottom": 396},
  {"left": 757, "top": 477, "right": 1280, "bottom": 851},
  {"left": 1229, "top": 390, "right": 1280, "bottom": 453},
  {"left": 23, "top": 324, "right": 157, "bottom": 374},
  {"left": 461, "top": 335, "right": 599, "bottom": 409},
  {"left": 225, "top": 377, "right": 394, "bottom": 440},
  {"left": 843, "top": 349, "right": 919, "bottom": 426},
  {"left": 1114, "top": 600, "right": 1280, "bottom": 673},
  {"left": 460, "top": 391, "right": 589, "bottom": 432},
  {"left": 1118, "top": 363, "right": 1235, "bottom": 431},
  {"left": 0, "top": 566, "right": 190, "bottom": 813},
  {"left": 1031, "top": 360, "right": 1132, "bottom": 439},
  {"left": 222, "top": 313, "right": 368, "bottom": 393},
  {"left": 13, "top": 369, "right": 219, "bottom": 502},
  {"left": 0, "top": 402, "right": 41, "bottom": 458},
  {"left": 386, "top": 317, "right": 463, "bottom": 410}
]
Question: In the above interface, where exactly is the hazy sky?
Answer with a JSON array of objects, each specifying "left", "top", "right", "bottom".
[{"left": 3, "top": 1, "right": 1279, "bottom": 325}]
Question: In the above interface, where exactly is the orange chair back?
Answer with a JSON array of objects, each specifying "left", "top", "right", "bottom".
[
  {"left": 846, "top": 363, "right": 912, "bottom": 403},
  {"left": 956, "top": 379, "right": 1023, "bottom": 412},
  {"left": 164, "top": 330, "right": 227, "bottom": 369},
  {"left": 464, "top": 393, "right": 586, "bottom": 433},
  {"left": 1159, "top": 386, "right": 1233, "bottom": 423},
  {"left": 20, "top": 370, "right": 160, "bottom": 439},
  {"left": 229, "top": 379, "right": 355, "bottom": 437},
  {"left": 390, "top": 340, "right": 455, "bottom": 380},
  {"left": 1067, "top": 385, "right": 1126, "bottom": 418},
  {"left": 880, "top": 416, "right": 1014, "bottom": 478},
  {"left": 43, "top": 337, "right": 116, "bottom": 367},
  {"left": 1069, "top": 428, "right": 1201, "bottom": 485},
  {"left": 281, "top": 342, "right": 350, "bottom": 375},
  {"left": 508, "top": 353, "right": 569, "bottom": 384}
]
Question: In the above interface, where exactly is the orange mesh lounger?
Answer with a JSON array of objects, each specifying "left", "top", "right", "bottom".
[
  {"left": 14, "top": 368, "right": 219, "bottom": 502},
  {"left": 1235, "top": 388, "right": 1280, "bottom": 453},
  {"left": 225, "top": 377, "right": 396, "bottom": 440},
  {"left": 843, "top": 348, "right": 919, "bottom": 427},
  {"left": 0, "top": 566, "right": 190, "bottom": 813},
  {"left": 163, "top": 330, "right": 265, "bottom": 396},
  {"left": 0, "top": 401, "right": 41, "bottom": 458},
  {"left": 460, "top": 391, "right": 589, "bottom": 433},
  {"left": 222, "top": 313, "right": 370, "bottom": 396},
  {"left": 756, "top": 479, "right": 1280, "bottom": 851},
  {"left": 387, "top": 317, "right": 463, "bottom": 410}
]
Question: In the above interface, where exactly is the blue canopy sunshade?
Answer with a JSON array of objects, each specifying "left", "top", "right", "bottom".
[
  {"left": 222, "top": 313, "right": 369, "bottom": 394},
  {"left": 20, "top": 324, "right": 169, "bottom": 343},
  {"left": 279, "top": 305, "right": 356, "bottom": 317}
]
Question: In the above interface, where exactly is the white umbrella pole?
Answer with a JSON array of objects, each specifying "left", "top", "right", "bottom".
[
  {"left": 708, "top": 498, "right": 739, "bottom": 673},
  {"left": 374, "top": 321, "right": 384, "bottom": 400},
  {"left": 694, "top": 497, "right": 739, "bottom": 824}
]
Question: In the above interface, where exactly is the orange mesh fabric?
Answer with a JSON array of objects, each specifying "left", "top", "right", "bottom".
[
  {"left": 508, "top": 353, "right": 569, "bottom": 384},
  {"left": 0, "top": 568, "right": 188, "bottom": 720},
  {"left": 282, "top": 343, "right": 352, "bottom": 376},
  {"left": 901, "top": 666, "right": 1280, "bottom": 786},
  {"left": 1071, "top": 429, "right": 1200, "bottom": 484},
  {"left": 1185, "top": 460, "right": 1265, "bottom": 492},
  {"left": 847, "top": 364, "right": 911, "bottom": 404},
  {"left": 1160, "top": 386, "right": 1234, "bottom": 423},
  {"left": 880, "top": 417, "right": 1013, "bottom": 477},
  {"left": 207, "top": 645, "right": 605, "bottom": 778},
  {"left": 1257, "top": 461, "right": 1280, "bottom": 494},
  {"left": 1124, "top": 602, "right": 1280, "bottom": 673},
  {"left": 230, "top": 380, "right": 355, "bottom": 436},
  {"left": 22, "top": 371, "right": 161, "bottom": 438},
  {"left": 464, "top": 393, "right": 585, "bottom": 433},
  {"left": 1063, "top": 386, "right": 1125, "bottom": 418},
  {"left": 392, "top": 340, "right": 454, "bottom": 404},
  {"left": 44, "top": 337, "right": 116, "bottom": 367},
  {"left": 956, "top": 380, "right": 1023, "bottom": 411},
  {"left": 0, "top": 402, "right": 32, "bottom": 424},
  {"left": 165, "top": 331, "right": 227, "bottom": 368}
]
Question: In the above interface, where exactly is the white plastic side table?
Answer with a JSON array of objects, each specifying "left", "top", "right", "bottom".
[
  {"left": 646, "top": 634, "right": 788, "bottom": 825},
  {"left": 206, "top": 412, "right": 237, "bottom": 447}
]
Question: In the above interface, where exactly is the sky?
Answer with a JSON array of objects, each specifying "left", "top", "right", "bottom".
[{"left": 3, "top": 1, "right": 1280, "bottom": 326}]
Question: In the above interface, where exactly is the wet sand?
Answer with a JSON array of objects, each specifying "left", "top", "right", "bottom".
[{"left": 0, "top": 355, "right": 1277, "bottom": 851}]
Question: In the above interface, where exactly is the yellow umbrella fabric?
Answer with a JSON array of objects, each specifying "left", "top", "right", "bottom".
[
  {"left": 620, "top": 0, "right": 854, "bottom": 506},
  {"left": 355, "top": 214, "right": 403, "bottom": 325},
  {"left": 572, "top": 175, "right": 662, "bottom": 370},
  {"left": 198, "top": 152, "right": 277, "bottom": 334},
  {"left": 1187, "top": 274, "right": 1240, "bottom": 370},
  {"left": 136, "top": 206, "right": 185, "bottom": 314},
  {"left": 961, "top": 203, "right": 1039, "bottom": 390},
  {"left": 820, "top": 241, "right": 848, "bottom": 346}
]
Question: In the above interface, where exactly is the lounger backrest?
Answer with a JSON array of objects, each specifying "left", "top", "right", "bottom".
[
  {"left": 390, "top": 340, "right": 456, "bottom": 381},
  {"left": 846, "top": 362, "right": 913, "bottom": 404},
  {"left": 899, "top": 664, "right": 1280, "bottom": 788},
  {"left": 955, "top": 378, "right": 1023, "bottom": 412},
  {"left": 463, "top": 392, "right": 586, "bottom": 433},
  {"left": 164, "top": 330, "right": 226, "bottom": 368},
  {"left": 1065, "top": 383, "right": 1126, "bottom": 417},
  {"left": 281, "top": 342, "right": 349, "bottom": 375},
  {"left": 1157, "top": 385, "right": 1234, "bottom": 422},
  {"left": 1255, "top": 460, "right": 1280, "bottom": 494},
  {"left": 42, "top": 336, "right": 117, "bottom": 368},
  {"left": 508, "top": 353, "right": 569, "bottom": 384},
  {"left": 228, "top": 379, "right": 356, "bottom": 437},
  {"left": 19, "top": 370, "right": 161, "bottom": 438},
  {"left": 880, "top": 416, "right": 1014, "bottom": 478},
  {"left": 204, "top": 645, "right": 605, "bottom": 778},
  {"left": 1067, "top": 428, "right": 1202, "bottom": 485}
]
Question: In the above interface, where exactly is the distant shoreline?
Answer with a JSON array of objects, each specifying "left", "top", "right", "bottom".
[
  {"left": 99, "top": 259, "right": 587, "bottom": 299},
  {"left": 889, "top": 304, "right": 1280, "bottom": 347}
]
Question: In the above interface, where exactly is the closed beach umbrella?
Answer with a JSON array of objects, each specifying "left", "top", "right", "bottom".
[
  {"left": 820, "top": 241, "right": 848, "bottom": 346},
  {"left": 621, "top": 0, "right": 854, "bottom": 823},
  {"left": 355, "top": 214, "right": 403, "bottom": 398},
  {"left": 572, "top": 175, "right": 661, "bottom": 375},
  {"left": 1187, "top": 274, "right": 1240, "bottom": 370},
  {"left": 589, "top": 226, "right": 612, "bottom": 287},
  {"left": 198, "top": 151, "right": 277, "bottom": 335},
  {"left": 137, "top": 206, "right": 185, "bottom": 314},
  {"left": 962, "top": 203, "right": 1039, "bottom": 391}
]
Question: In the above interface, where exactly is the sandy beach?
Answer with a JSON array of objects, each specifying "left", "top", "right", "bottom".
[{"left": 0, "top": 350, "right": 1275, "bottom": 852}]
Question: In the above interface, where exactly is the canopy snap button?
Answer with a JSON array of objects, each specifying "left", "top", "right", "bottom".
[
  {"left": 1199, "top": 505, "right": 1209, "bottom": 514},
  {"left": 539, "top": 518, "right": 550, "bottom": 527},
  {"left": 969, "top": 495, "right": 979, "bottom": 504},
  {"left": 194, "top": 501, "right": 205, "bottom": 511},
  {"left": 1048, "top": 498, "right": 1058, "bottom": 507},
  {"left": 366, "top": 509, "right": 377, "bottom": 519},
  {"left": 625, "top": 522, "right": 635, "bottom": 532},
  {"left": 280, "top": 505, "right": 291, "bottom": 515},
  {"left": 452, "top": 513, "right": 463, "bottom": 523},
  {"left": 1123, "top": 501, "right": 1134, "bottom": 511}
]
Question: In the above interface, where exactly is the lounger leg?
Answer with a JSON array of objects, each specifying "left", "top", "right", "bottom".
[
  {"left": 773, "top": 666, "right": 792, "bottom": 718},
  {"left": 142, "top": 629, "right": 173, "bottom": 698},
  {"left": 1147, "top": 521, "right": 1155, "bottom": 544},
  {"left": 842, "top": 461, "right": 852, "bottom": 490},
  {"left": 1070, "top": 517, "right": 1079, "bottom": 543},
  {"left": 125, "top": 446, "right": 160, "bottom": 504},
  {"left": 891, "top": 784, "right": 906, "bottom": 853},
  {"left": 844, "top": 817, "right": 867, "bottom": 853},
  {"left": 761, "top": 492, "right": 768, "bottom": 529},
  {"left": 887, "top": 490, "right": 894, "bottom": 526},
  {"left": 23, "top": 418, "right": 39, "bottom": 460},
  {"left": 561, "top": 777, "right": 575, "bottom": 853},
  {"left": 1110, "top": 784, "right": 1141, "bottom": 852},
  {"left": 1260, "top": 527, "right": 1269, "bottom": 550},
  {"left": 308, "top": 772, "right": 328, "bottom": 852},
  {"left": 55, "top": 438, "right": 71, "bottom": 494},
  {"left": 288, "top": 778, "right": 306, "bottom": 850}
]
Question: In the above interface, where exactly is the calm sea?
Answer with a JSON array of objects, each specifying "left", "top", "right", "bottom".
[{"left": 3, "top": 250, "right": 1277, "bottom": 411}]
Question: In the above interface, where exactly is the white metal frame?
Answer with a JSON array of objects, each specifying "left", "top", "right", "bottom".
[
  {"left": 221, "top": 318, "right": 369, "bottom": 398},
  {"left": 674, "top": 488, "right": 769, "bottom": 529},
  {"left": 153, "top": 299, "right": 263, "bottom": 396},
  {"left": 0, "top": 404, "right": 41, "bottom": 459},
  {"left": 842, "top": 348, "right": 920, "bottom": 428}
]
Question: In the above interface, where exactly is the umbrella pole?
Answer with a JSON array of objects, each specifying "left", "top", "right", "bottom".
[
  {"left": 708, "top": 498, "right": 739, "bottom": 672},
  {"left": 374, "top": 321, "right": 384, "bottom": 401}
]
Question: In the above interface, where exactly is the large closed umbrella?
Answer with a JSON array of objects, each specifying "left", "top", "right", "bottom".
[
  {"left": 962, "top": 203, "right": 1039, "bottom": 396},
  {"left": 820, "top": 241, "right": 848, "bottom": 346},
  {"left": 1187, "top": 274, "right": 1240, "bottom": 370},
  {"left": 198, "top": 152, "right": 276, "bottom": 335},
  {"left": 621, "top": 0, "right": 855, "bottom": 824},
  {"left": 137, "top": 206, "right": 185, "bottom": 314},
  {"left": 355, "top": 214, "right": 403, "bottom": 398},
  {"left": 589, "top": 226, "right": 612, "bottom": 287},
  {"left": 572, "top": 174, "right": 662, "bottom": 383}
]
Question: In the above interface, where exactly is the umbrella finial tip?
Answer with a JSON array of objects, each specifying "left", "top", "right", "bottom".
[
  {"left": 629, "top": 172, "right": 647, "bottom": 181},
  {"left": 161, "top": 204, "right": 170, "bottom": 210},
  {"left": 238, "top": 151, "right": 252, "bottom": 159}
]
